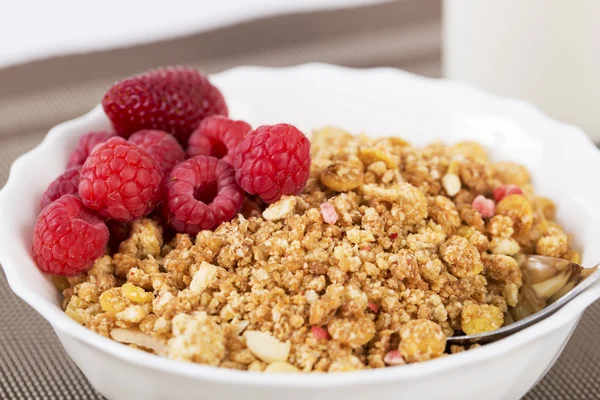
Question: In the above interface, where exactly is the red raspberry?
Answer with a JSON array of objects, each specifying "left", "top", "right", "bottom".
[
  {"left": 79, "top": 137, "right": 163, "bottom": 222},
  {"left": 40, "top": 166, "right": 82, "bottom": 209},
  {"left": 493, "top": 184, "right": 524, "bottom": 203},
  {"left": 102, "top": 66, "right": 228, "bottom": 144},
  {"left": 187, "top": 116, "right": 251, "bottom": 165},
  {"left": 163, "top": 155, "right": 244, "bottom": 235},
  {"left": 233, "top": 124, "right": 310, "bottom": 204},
  {"left": 67, "top": 131, "right": 115, "bottom": 168},
  {"left": 128, "top": 130, "right": 185, "bottom": 174},
  {"left": 32, "top": 195, "right": 109, "bottom": 276}
]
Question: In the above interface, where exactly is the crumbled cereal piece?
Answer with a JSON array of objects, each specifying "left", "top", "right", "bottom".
[
  {"left": 320, "top": 162, "right": 363, "bottom": 192},
  {"left": 439, "top": 236, "right": 483, "bottom": 278},
  {"left": 566, "top": 250, "right": 581, "bottom": 264},
  {"left": 262, "top": 196, "right": 297, "bottom": 221},
  {"left": 484, "top": 254, "right": 522, "bottom": 287},
  {"left": 116, "top": 305, "right": 147, "bottom": 323},
  {"left": 363, "top": 182, "right": 427, "bottom": 225},
  {"left": 461, "top": 304, "right": 504, "bottom": 335},
  {"left": 327, "top": 315, "right": 376, "bottom": 347},
  {"left": 99, "top": 287, "right": 129, "bottom": 317},
  {"left": 358, "top": 146, "right": 398, "bottom": 169},
  {"left": 64, "top": 296, "right": 101, "bottom": 325},
  {"left": 121, "top": 282, "right": 153, "bottom": 303},
  {"left": 118, "top": 219, "right": 163, "bottom": 258},
  {"left": 459, "top": 162, "right": 492, "bottom": 194},
  {"left": 454, "top": 189, "right": 475, "bottom": 206},
  {"left": 453, "top": 141, "right": 488, "bottom": 162},
  {"left": 309, "top": 284, "right": 344, "bottom": 325},
  {"left": 189, "top": 261, "right": 218, "bottom": 293},
  {"left": 398, "top": 319, "right": 446, "bottom": 363},
  {"left": 535, "top": 226, "right": 570, "bottom": 258},
  {"left": 490, "top": 237, "right": 520, "bottom": 255},
  {"left": 428, "top": 196, "right": 461, "bottom": 235},
  {"left": 493, "top": 162, "right": 531, "bottom": 186},
  {"left": 487, "top": 215, "right": 514, "bottom": 238},
  {"left": 458, "top": 205, "right": 485, "bottom": 231},
  {"left": 167, "top": 312, "right": 226, "bottom": 365},
  {"left": 496, "top": 194, "right": 533, "bottom": 233},
  {"left": 328, "top": 355, "right": 365, "bottom": 372},
  {"left": 535, "top": 197, "right": 556, "bottom": 220},
  {"left": 449, "top": 344, "right": 465, "bottom": 354}
]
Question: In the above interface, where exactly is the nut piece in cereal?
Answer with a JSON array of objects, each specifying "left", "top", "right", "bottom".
[{"left": 244, "top": 331, "right": 291, "bottom": 364}]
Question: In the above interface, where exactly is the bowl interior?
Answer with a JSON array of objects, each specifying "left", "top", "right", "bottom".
[{"left": 1, "top": 64, "right": 600, "bottom": 380}]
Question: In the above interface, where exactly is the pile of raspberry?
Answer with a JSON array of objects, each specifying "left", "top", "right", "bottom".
[{"left": 32, "top": 67, "right": 311, "bottom": 277}]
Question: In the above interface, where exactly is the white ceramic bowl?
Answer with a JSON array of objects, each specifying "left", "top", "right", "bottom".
[{"left": 1, "top": 64, "right": 599, "bottom": 400}]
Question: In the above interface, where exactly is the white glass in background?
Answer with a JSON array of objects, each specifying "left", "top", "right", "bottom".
[{"left": 443, "top": 0, "right": 600, "bottom": 141}]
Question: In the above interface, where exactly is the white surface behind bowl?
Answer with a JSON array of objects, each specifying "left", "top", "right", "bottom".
[{"left": 1, "top": 64, "right": 599, "bottom": 400}]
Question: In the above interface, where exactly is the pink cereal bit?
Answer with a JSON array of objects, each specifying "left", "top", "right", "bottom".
[
  {"left": 472, "top": 195, "right": 496, "bottom": 218},
  {"left": 320, "top": 202, "right": 338, "bottom": 224},
  {"left": 493, "top": 184, "right": 524, "bottom": 203},
  {"left": 311, "top": 326, "right": 330, "bottom": 340},
  {"left": 384, "top": 350, "right": 406, "bottom": 366},
  {"left": 367, "top": 302, "right": 379, "bottom": 313}
]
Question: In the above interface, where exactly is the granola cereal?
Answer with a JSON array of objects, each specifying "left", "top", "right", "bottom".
[{"left": 59, "top": 127, "right": 576, "bottom": 372}]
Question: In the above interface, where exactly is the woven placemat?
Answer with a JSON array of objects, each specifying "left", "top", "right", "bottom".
[{"left": 0, "top": 130, "right": 598, "bottom": 400}]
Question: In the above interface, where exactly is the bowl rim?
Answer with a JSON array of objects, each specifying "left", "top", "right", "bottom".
[{"left": 1, "top": 63, "right": 600, "bottom": 387}]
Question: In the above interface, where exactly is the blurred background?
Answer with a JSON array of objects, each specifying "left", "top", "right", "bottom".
[
  {"left": 0, "top": 0, "right": 439, "bottom": 141},
  {"left": 0, "top": 0, "right": 599, "bottom": 399}
]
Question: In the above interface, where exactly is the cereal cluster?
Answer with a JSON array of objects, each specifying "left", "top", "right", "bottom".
[{"left": 59, "top": 127, "right": 576, "bottom": 372}]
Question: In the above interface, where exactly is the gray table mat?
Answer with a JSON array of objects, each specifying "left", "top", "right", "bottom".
[{"left": 0, "top": 128, "right": 599, "bottom": 400}]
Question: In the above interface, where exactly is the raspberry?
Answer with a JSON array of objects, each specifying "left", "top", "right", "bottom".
[
  {"left": 472, "top": 195, "right": 496, "bottom": 218},
  {"left": 128, "top": 130, "right": 185, "bottom": 174},
  {"left": 187, "top": 116, "right": 251, "bottom": 165},
  {"left": 102, "top": 66, "right": 228, "bottom": 144},
  {"left": 40, "top": 166, "right": 81, "bottom": 209},
  {"left": 79, "top": 137, "right": 164, "bottom": 222},
  {"left": 233, "top": 124, "right": 311, "bottom": 204},
  {"left": 163, "top": 156, "right": 244, "bottom": 234},
  {"left": 493, "top": 184, "right": 524, "bottom": 203},
  {"left": 67, "top": 131, "right": 115, "bottom": 168},
  {"left": 32, "top": 195, "right": 109, "bottom": 276}
]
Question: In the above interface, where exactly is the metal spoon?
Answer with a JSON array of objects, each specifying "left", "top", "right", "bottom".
[{"left": 447, "top": 255, "right": 600, "bottom": 345}]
